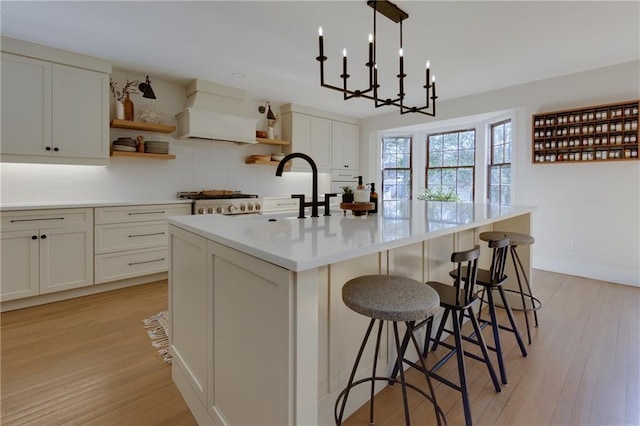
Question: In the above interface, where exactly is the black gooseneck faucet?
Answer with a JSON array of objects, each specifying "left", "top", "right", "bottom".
[{"left": 275, "top": 152, "right": 336, "bottom": 218}]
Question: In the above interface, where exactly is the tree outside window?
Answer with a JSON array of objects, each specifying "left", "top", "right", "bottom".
[
  {"left": 426, "top": 129, "right": 475, "bottom": 202},
  {"left": 489, "top": 120, "right": 512, "bottom": 205}
]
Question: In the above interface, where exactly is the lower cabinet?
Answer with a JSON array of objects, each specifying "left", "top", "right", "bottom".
[
  {"left": 0, "top": 208, "right": 93, "bottom": 301},
  {"left": 94, "top": 203, "right": 190, "bottom": 284}
]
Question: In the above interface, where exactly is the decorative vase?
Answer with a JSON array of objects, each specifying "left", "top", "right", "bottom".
[
  {"left": 123, "top": 92, "right": 134, "bottom": 121},
  {"left": 115, "top": 101, "right": 125, "bottom": 120},
  {"left": 267, "top": 126, "right": 274, "bottom": 140}
]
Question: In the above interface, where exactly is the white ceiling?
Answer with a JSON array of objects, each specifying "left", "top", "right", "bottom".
[{"left": 2, "top": 1, "right": 639, "bottom": 119}]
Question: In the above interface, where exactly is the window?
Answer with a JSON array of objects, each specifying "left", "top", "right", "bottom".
[
  {"left": 426, "top": 129, "right": 476, "bottom": 202},
  {"left": 489, "top": 120, "right": 512, "bottom": 205},
  {"left": 381, "top": 137, "right": 412, "bottom": 217}
]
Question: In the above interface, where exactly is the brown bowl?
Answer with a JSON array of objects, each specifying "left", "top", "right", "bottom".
[{"left": 256, "top": 130, "right": 268, "bottom": 138}]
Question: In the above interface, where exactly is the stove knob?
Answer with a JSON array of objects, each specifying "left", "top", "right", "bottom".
[
  {"left": 227, "top": 205, "right": 237, "bottom": 213},
  {"left": 198, "top": 208, "right": 205, "bottom": 214},
  {"left": 240, "top": 204, "right": 246, "bottom": 211},
  {"left": 247, "top": 204, "right": 254, "bottom": 211},
  {"left": 208, "top": 207, "right": 215, "bottom": 214},
  {"left": 255, "top": 203, "right": 261, "bottom": 211},
  {"left": 216, "top": 206, "right": 223, "bottom": 214}
]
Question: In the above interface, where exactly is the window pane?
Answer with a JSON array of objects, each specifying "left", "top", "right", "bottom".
[
  {"left": 460, "top": 131, "right": 475, "bottom": 149},
  {"left": 501, "top": 165, "right": 511, "bottom": 184},
  {"left": 429, "top": 152, "right": 442, "bottom": 167},
  {"left": 443, "top": 150, "right": 458, "bottom": 167},
  {"left": 398, "top": 153, "right": 410, "bottom": 168},
  {"left": 458, "top": 168, "right": 473, "bottom": 186},
  {"left": 458, "top": 186, "right": 473, "bottom": 202},
  {"left": 501, "top": 186, "right": 511, "bottom": 205},
  {"left": 427, "top": 169, "right": 441, "bottom": 185},
  {"left": 442, "top": 169, "right": 457, "bottom": 186},
  {"left": 493, "top": 126, "right": 504, "bottom": 145},
  {"left": 459, "top": 149, "right": 474, "bottom": 166},
  {"left": 490, "top": 166, "right": 500, "bottom": 185},
  {"left": 443, "top": 133, "right": 458, "bottom": 150},
  {"left": 504, "top": 143, "right": 512, "bottom": 163},
  {"left": 493, "top": 144, "right": 504, "bottom": 164},
  {"left": 489, "top": 185, "right": 500, "bottom": 204},
  {"left": 430, "top": 135, "right": 443, "bottom": 151}
]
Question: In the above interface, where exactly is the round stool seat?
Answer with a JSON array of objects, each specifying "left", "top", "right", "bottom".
[
  {"left": 342, "top": 275, "right": 439, "bottom": 322},
  {"left": 480, "top": 231, "right": 534, "bottom": 246}
]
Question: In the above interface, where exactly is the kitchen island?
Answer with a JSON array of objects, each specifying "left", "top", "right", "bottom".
[{"left": 167, "top": 202, "right": 534, "bottom": 425}]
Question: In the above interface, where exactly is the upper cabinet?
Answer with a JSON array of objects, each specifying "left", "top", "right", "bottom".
[
  {"left": 281, "top": 103, "right": 359, "bottom": 173},
  {"left": 331, "top": 121, "right": 359, "bottom": 171},
  {"left": 1, "top": 38, "right": 111, "bottom": 165}
]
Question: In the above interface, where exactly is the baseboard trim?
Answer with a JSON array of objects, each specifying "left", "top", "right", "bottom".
[
  {"left": 534, "top": 257, "right": 639, "bottom": 287},
  {"left": 1, "top": 272, "right": 167, "bottom": 312}
]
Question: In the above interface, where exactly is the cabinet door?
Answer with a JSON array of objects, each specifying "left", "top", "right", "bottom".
[
  {"left": 39, "top": 226, "right": 93, "bottom": 294},
  {"left": 52, "top": 64, "right": 109, "bottom": 159},
  {"left": 0, "top": 230, "right": 40, "bottom": 301},
  {"left": 0, "top": 53, "right": 52, "bottom": 156},
  {"left": 332, "top": 121, "right": 359, "bottom": 170},
  {"left": 288, "top": 113, "right": 332, "bottom": 172}
]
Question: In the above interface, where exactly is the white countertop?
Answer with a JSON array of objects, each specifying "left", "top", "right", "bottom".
[
  {"left": 0, "top": 199, "right": 192, "bottom": 211},
  {"left": 168, "top": 202, "right": 535, "bottom": 272}
]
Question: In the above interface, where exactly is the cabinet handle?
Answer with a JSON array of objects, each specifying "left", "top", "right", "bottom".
[
  {"left": 46, "top": 147, "right": 51, "bottom": 151},
  {"left": 11, "top": 217, "right": 64, "bottom": 223},
  {"left": 31, "top": 235, "right": 38, "bottom": 240},
  {"left": 128, "top": 258, "right": 165, "bottom": 266},
  {"left": 128, "top": 211, "right": 165, "bottom": 215},
  {"left": 128, "top": 232, "right": 165, "bottom": 238},
  {"left": 53, "top": 147, "right": 59, "bottom": 152},
  {"left": 40, "top": 235, "right": 47, "bottom": 239}
]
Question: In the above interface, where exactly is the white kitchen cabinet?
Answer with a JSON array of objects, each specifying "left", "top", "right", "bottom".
[
  {"left": 282, "top": 112, "right": 332, "bottom": 172},
  {"left": 94, "top": 204, "right": 191, "bottom": 284},
  {"left": 331, "top": 121, "right": 359, "bottom": 171},
  {"left": 1, "top": 38, "right": 111, "bottom": 165},
  {"left": 0, "top": 208, "right": 94, "bottom": 302}
]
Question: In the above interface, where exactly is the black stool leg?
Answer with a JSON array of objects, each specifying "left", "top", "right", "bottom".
[
  {"left": 369, "top": 320, "right": 384, "bottom": 425},
  {"left": 451, "top": 309, "right": 472, "bottom": 426},
  {"left": 512, "top": 246, "right": 539, "bottom": 327},
  {"left": 510, "top": 246, "right": 532, "bottom": 344},
  {"left": 467, "top": 306, "right": 501, "bottom": 393},
  {"left": 406, "top": 319, "right": 444, "bottom": 426},
  {"left": 423, "top": 315, "right": 434, "bottom": 358},
  {"left": 392, "top": 322, "right": 412, "bottom": 426},
  {"left": 431, "top": 307, "right": 450, "bottom": 352},
  {"left": 486, "top": 288, "right": 508, "bottom": 385},
  {"left": 390, "top": 323, "right": 413, "bottom": 384},
  {"left": 498, "top": 286, "right": 528, "bottom": 358},
  {"left": 336, "top": 318, "right": 376, "bottom": 425}
]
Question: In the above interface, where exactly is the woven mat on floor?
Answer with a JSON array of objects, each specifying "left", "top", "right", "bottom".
[{"left": 143, "top": 311, "right": 172, "bottom": 364}]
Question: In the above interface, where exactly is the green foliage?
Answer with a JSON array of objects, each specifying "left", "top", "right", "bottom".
[
  {"left": 340, "top": 185, "right": 353, "bottom": 194},
  {"left": 417, "top": 187, "right": 461, "bottom": 202}
]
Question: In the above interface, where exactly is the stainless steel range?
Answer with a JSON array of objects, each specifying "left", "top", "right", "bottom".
[{"left": 178, "top": 191, "right": 262, "bottom": 215}]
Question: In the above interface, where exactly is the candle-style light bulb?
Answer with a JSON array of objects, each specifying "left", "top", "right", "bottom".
[
  {"left": 318, "top": 26, "right": 323, "bottom": 36},
  {"left": 399, "top": 48, "right": 404, "bottom": 57},
  {"left": 343, "top": 48, "right": 347, "bottom": 57},
  {"left": 426, "top": 60, "right": 430, "bottom": 69},
  {"left": 368, "top": 34, "right": 373, "bottom": 43}
]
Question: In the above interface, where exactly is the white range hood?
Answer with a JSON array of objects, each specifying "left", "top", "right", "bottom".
[{"left": 175, "top": 80, "right": 258, "bottom": 144}]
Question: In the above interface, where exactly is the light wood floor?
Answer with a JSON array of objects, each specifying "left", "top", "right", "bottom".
[{"left": 1, "top": 271, "right": 639, "bottom": 425}]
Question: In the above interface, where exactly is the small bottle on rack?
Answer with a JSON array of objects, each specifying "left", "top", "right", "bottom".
[{"left": 369, "top": 183, "right": 378, "bottom": 214}]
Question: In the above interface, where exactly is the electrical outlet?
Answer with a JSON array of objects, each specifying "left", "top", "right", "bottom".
[{"left": 565, "top": 239, "right": 574, "bottom": 250}]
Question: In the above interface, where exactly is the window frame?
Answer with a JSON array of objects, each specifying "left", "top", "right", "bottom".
[
  {"left": 381, "top": 136, "right": 413, "bottom": 218},
  {"left": 425, "top": 128, "right": 476, "bottom": 202},
  {"left": 488, "top": 119, "right": 512, "bottom": 206}
]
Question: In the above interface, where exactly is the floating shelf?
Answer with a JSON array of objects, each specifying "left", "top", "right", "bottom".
[
  {"left": 111, "top": 151, "right": 176, "bottom": 160},
  {"left": 256, "top": 137, "right": 290, "bottom": 146},
  {"left": 245, "top": 159, "right": 282, "bottom": 166},
  {"left": 110, "top": 119, "right": 176, "bottom": 134}
]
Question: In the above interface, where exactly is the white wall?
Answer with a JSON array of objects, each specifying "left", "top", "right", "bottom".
[
  {"left": 0, "top": 69, "right": 330, "bottom": 204},
  {"left": 360, "top": 61, "right": 640, "bottom": 286}
]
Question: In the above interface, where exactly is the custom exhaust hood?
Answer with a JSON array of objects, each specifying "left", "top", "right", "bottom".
[{"left": 175, "top": 80, "right": 258, "bottom": 144}]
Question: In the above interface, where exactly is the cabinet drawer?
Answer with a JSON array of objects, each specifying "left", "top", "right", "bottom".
[
  {"left": 95, "top": 204, "right": 190, "bottom": 224},
  {"left": 95, "top": 247, "right": 167, "bottom": 284},
  {"left": 331, "top": 170, "right": 359, "bottom": 181},
  {"left": 95, "top": 221, "right": 167, "bottom": 254},
  {"left": 1, "top": 208, "right": 93, "bottom": 231},
  {"left": 262, "top": 197, "right": 300, "bottom": 214}
]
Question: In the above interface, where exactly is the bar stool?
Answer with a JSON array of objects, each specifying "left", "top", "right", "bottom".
[
  {"left": 410, "top": 245, "right": 501, "bottom": 426},
  {"left": 479, "top": 231, "right": 541, "bottom": 344},
  {"left": 336, "top": 275, "right": 446, "bottom": 426},
  {"left": 449, "top": 236, "right": 527, "bottom": 386}
]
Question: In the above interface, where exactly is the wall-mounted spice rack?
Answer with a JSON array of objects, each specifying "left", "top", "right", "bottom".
[{"left": 532, "top": 100, "right": 638, "bottom": 164}]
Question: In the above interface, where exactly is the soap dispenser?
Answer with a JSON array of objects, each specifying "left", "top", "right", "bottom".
[
  {"left": 354, "top": 176, "right": 369, "bottom": 203},
  {"left": 369, "top": 183, "right": 378, "bottom": 213}
]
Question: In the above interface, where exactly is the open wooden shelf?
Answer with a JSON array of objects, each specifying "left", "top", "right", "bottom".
[
  {"left": 256, "top": 137, "right": 290, "bottom": 146},
  {"left": 111, "top": 151, "right": 176, "bottom": 160},
  {"left": 245, "top": 159, "right": 282, "bottom": 166},
  {"left": 110, "top": 119, "right": 176, "bottom": 134}
]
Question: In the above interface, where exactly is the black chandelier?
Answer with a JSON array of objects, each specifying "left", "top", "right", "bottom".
[{"left": 316, "top": 0, "right": 437, "bottom": 116}]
